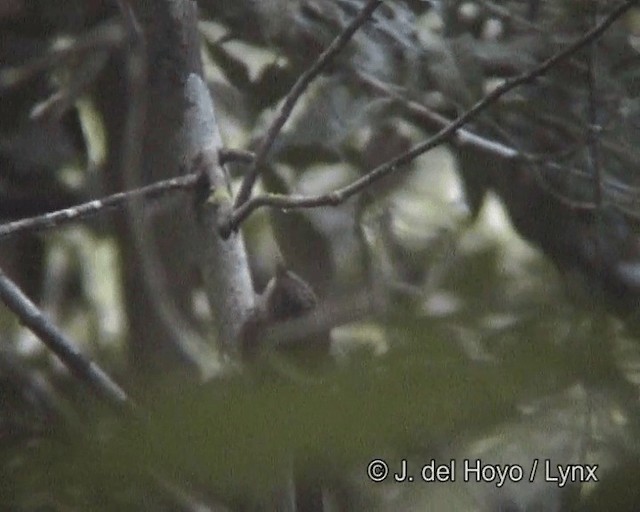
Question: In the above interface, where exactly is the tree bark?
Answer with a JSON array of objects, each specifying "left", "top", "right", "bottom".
[{"left": 99, "top": 0, "right": 255, "bottom": 374}]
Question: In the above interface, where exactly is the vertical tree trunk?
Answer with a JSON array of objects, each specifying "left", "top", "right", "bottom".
[{"left": 97, "top": 0, "right": 255, "bottom": 375}]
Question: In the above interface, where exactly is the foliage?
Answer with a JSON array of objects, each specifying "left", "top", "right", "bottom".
[{"left": 2, "top": 0, "right": 640, "bottom": 511}]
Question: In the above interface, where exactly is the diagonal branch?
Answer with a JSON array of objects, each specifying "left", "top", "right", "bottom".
[
  {"left": 0, "top": 148, "right": 254, "bottom": 241},
  {"left": 0, "top": 268, "right": 219, "bottom": 511},
  {"left": 0, "top": 269, "right": 130, "bottom": 410},
  {"left": 220, "top": 0, "right": 638, "bottom": 235},
  {"left": 355, "top": 72, "right": 522, "bottom": 160},
  {"left": 0, "top": 175, "right": 198, "bottom": 240},
  {"left": 232, "top": 0, "right": 383, "bottom": 208}
]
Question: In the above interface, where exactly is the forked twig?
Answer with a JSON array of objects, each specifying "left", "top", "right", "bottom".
[
  {"left": 220, "top": 0, "right": 638, "bottom": 236},
  {"left": 233, "top": 0, "right": 383, "bottom": 207}
]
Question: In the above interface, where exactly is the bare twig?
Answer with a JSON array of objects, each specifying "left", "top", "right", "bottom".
[
  {"left": 362, "top": 72, "right": 622, "bottom": 214},
  {"left": 357, "top": 74, "right": 640, "bottom": 216},
  {"left": 0, "top": 19, "right": 126, "bottom": 90},
  {"left": 0, "top": 148, "right": 253, "bottom": 243},
  {"left": 0, "top": 175, "right": 198, "bottom": 240},
  {"left": 0, "top": 269, "right": 130, "bottom": 410},
  {"left": 233, "top": 0, "right": 383, "bottom": 208},
  {"left": 356, "top": 72, "right": 521, "bottom": 160},
  {"left": 220, "top": 0, "right": 637, "bottom": 235},
  {"left": 0, "top": 268, "right": 215, "bottom": 511}
]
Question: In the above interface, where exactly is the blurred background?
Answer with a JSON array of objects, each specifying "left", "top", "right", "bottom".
[{"left": 2, "top": 0, "right": 640, "bottom": 510}]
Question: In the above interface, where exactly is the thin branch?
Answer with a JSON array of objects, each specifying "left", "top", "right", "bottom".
[
  {"left": 361, "top": 73, "right": 619, "bottom": 214},
  {"left": 233, "top": 0, "right": 383, "bottom": 208},
  {"left": 0, "top": 175, "right": 198, "bottom": 240},
  {"left": 220, "top": 0, "right": 637, "bottom": 235},
  {"left": 0, "top": 268, "right": 220, "bottom": 512},
  {"left": 359, "top": 73, "right": 640, "bottom": 214},
  {"left": 356, "top": 72, "right": 521, "bottom": 160},
  {"left": 0, "top": 19, "right": 126, "bottom": 90},
  {"left": 0, "top": 268, "right": 130, "bottom": 410}
]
